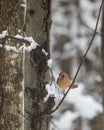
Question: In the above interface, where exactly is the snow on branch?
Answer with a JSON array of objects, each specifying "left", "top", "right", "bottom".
[
  {"left": 47, "top": 59, "right": 52, "bottom": 69},
  {"left": 0, "top": 30, "right": 8, "bottom": 38},
  {"left": 0, "top": 31, "right": 48, "bottom": 53}
]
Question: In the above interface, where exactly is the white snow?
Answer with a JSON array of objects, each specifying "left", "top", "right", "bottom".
[
  {"left": 46, "top": 83, "right": 55, "bottom": 96},
  {"left": 5, "top": 45, "right": 18, "bottom": 52},
  {"left": 0, "top": 30, "right": 8, "bottom": 38},
  {"left": 67, "top": 83, "right": 103, "bottom": 119},
  {"left": 80, "top": 0, "right": 100, "bottom": 29},
  {"left": 14, "top": 34, "right": 24, "bottom": 39},
  {"left": 15, "top": 35, "right": 38, "bottom": 52},
  {"left": 44, "top": 71, "right": 60, "bottom": 101},
  {"left": 0, "top": 33, "right": 39, "bottom": 52},
  {"left": 19, "top": 91, "right": 24, "bottom": 97},
  {"left": 0, "top": 44, "right": 3, "bottom": 47},
  {"left": 20, "top": 4, "right": 26, "bottom": 8},
  {"left": 42, "top": 49, "right": 48, "bottom": 56},
  {"left": 44, "top": 84, "right": 55, "bottom": 102},
  {"left": 47, "top": 59, "right": 53, "bottom": 68},
  {"left": 51, "top": 111, "right": 79, "bottom": 130}
]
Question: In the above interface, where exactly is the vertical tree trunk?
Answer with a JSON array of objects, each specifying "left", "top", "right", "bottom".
[
  {"left": 101, "top": 3, "right": 104, "bottom": 111},
  {"left": 101, "top": 3, "right": 104, "bottom": 130},
  {"left": 0, "top": 0, "right": 24, "bottom": 130},
  {"left": 24, "top": 0, "right": 52, "bottom": 130},
  {"left": 101, "top": 2, "right": 104, "bottom": 95}
]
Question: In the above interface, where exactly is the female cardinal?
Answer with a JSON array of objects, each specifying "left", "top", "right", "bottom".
[{"left": 57, "top": 72, "right": 78, "bottom": 89}]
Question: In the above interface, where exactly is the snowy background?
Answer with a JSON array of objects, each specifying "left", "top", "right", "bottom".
[{"left": 49, "top": 0, "right": 103, "bottom": 130}]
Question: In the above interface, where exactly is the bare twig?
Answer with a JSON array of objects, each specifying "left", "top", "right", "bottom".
[
  {"left": 4, "top": 35, "right": 30, "bottom": 45},
  {"left": 49, "top": 0, "right": 104, "bottom": 114}
]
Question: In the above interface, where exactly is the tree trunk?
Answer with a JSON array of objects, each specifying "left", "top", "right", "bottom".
[
  {"left": 101, "top": 3, "right": 104, "bottom": 130},
  {"left": 24, "top": 0, "right": 52, "bottom": 130},
  {"left": 0, "top": 0, "right": 24, "bottom": 130},
  {"left": 101, "top": 1, "right": 104, "bottom": 96}
]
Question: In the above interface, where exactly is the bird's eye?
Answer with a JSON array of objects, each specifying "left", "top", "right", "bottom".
[{"left": 61, "top": 74, "right": 64, "bottom": 80}]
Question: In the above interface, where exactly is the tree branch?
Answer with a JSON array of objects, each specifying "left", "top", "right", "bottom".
[{"left": 4, "top": 35, "right": 30, "bottom": 45}]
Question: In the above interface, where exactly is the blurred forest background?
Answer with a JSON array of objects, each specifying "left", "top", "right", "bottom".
[{"left": 50, "top": 0, "right": 104, "bottom": 130}]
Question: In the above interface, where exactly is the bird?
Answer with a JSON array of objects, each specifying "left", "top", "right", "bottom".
[{"left": 57, "top": 72, "right": 78, "bottom": 90}]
